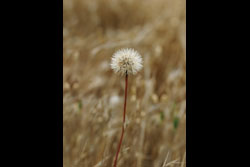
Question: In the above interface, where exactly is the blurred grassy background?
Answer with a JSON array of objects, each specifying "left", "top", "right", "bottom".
[{"left": 63, "top": 0, "right": 186, "bottom": 166}]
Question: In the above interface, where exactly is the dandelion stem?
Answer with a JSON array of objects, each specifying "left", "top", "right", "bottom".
[{"left": 113, "top": 72, "right": 128, "bottom": 167}]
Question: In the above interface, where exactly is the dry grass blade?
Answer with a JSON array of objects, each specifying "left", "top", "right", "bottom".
[
  {"left": 163, "top": 159, "right": 186, "bottom": 167},
  {"left": 162, "top": 151, "right": 170, "bottom": 167}
]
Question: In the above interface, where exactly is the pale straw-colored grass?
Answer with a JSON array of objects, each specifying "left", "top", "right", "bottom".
[{"left": 63, "top": 0, "right": 186, "bottom": 166}]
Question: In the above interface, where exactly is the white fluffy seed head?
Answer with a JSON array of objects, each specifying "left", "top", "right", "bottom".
[{"left": 110, "top": 48, "right": 143, "bottom": 76}]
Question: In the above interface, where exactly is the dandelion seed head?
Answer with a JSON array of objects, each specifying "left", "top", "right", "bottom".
[{"left": 111, "top": 48, "right": 143, "bottom": 76}]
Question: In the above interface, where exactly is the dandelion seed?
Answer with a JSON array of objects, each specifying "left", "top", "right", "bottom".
[{"left": 111, "top": 48, "right": 143, "bottom": 76}]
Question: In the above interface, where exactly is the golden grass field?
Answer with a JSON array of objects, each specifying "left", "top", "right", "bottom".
[{"left": 63, "top": 0, "right": 186, "bottom": 166}]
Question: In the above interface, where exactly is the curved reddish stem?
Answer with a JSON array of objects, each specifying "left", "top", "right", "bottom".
[{"left": 113, "top": 73, "right": 128, "bottom": 167}]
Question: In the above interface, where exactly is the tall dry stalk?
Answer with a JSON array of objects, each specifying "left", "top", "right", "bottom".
[{"left": 113, "top": 72, "right": 128, "bottom": 167}]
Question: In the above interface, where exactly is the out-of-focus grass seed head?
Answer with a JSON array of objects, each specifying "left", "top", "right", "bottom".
[{"left": 111, "top": 48, "right": 143, "bottom": 76}]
